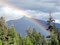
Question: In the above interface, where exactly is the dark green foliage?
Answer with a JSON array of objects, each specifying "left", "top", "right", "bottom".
[
  {"left": 17, "top": 34, "right": 22, "bottom": 45},
  {"left": 32, "top": 28, "right": 42, "bottom": 45},
  {"left": 23, "top": 35, "right": 33, "bottom": 45},
  {"left": 50, "top": 34, "right": 59, "bottom": 45},
  {"left": 26, "top": 27, "right": 32, "bottom": 38},
  {"left": 0, "top": 16, "right": 8, "bottom": 45},
  {"left": 42, "top": 36, "right": 48, "bottom": 45},
  {"left": 0, "top": 16, "right": 60, "bottom": 45}
]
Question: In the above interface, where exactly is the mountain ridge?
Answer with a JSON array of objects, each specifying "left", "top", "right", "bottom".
[{"left": 7, "top": 16, "right": 60, "bottom": 37}]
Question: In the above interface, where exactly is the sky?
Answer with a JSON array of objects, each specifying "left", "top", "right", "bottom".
[{"left": 0, "top": 0, "right": 60, "bottom": 23}]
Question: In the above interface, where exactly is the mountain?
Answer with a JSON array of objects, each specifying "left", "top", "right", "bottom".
[
  {"left": 7, "top": 16, "right": 60, "bottom": 37},
  {"left": 37, "top": 19, "right": 60, "bottom": 28}
]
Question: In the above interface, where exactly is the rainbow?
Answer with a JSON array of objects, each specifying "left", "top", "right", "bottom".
[{"left": 0, "top": 0, "right": 50, "bottom": 36}]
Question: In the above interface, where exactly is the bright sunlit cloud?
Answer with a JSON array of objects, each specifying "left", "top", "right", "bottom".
[
  {"left": 55, "top": 20, "right": 60, "bottom": 24},
  {"left": 0, "top": 5, "right": 24, "bottom": 21}
]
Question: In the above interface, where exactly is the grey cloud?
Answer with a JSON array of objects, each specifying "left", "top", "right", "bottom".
[
  {"left": 4, "top": 0, "right": 60, "bottom": 12},
  {"left": 0, "top": 0, "right": 60, "bottom": 23},
  {"left": 26, "top": 10, "right": 60, "bottom": 23}
]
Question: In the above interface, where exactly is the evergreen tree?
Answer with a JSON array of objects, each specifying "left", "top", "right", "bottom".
[
  {"left": 14, "top": 38, "right": 17, "bottom": 45},
  {"left": 0, "top": 16, "right": 8, "bottom": 45},
  {"left": 47, "top": 39, "right": 51, "bottom": 45},
  {"left": 0, "top": 16, "right": 59, "bottom": 45},
  {"left": 24, "top": 35, "right": 33, "bottom": 45},
  {"left": 32, "top": 28, "right": 42, "bottom": 45},
  {"left": 26, "top": 27, "right": 32, "bottom": 38},
  {"left": 7, "top": 25, "right": 18, "bottom": 45},
  {"left": 32, "top": 28, "right": 37, "bottom": 45},
  {"left": 32, "top": 28, "right": 38, "bottom": 37},
  {"left": 50, "top": 34, "right": 59, "bottom": 45},
  {"left": 37, "top": 33, "right": 42, "bottom": 45},
  {"left": 9, "top": 25, "right": 17, "bottom": 38},
  {"left": 17, "top": 34, "right": 22, "bottom": 45},
  {"left": 42, "top": 36, "right": 48, "bottom": 45}
]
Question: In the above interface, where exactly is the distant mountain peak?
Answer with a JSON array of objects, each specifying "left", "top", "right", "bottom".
[{"left": 7, "top": 16, "right": 60, "bottom": 37}]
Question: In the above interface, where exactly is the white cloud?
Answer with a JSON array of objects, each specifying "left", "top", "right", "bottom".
[
  {"left": 55, "top": 20, "right": 60, "bottom": 24},
  {"left": 26, "top": 10, "right": 49, "bottom": 20},
  {"left": 26, "top": 10, "right": 60, "bottom": 24},
  {"left": 0, "top": 5, "right": 24, "bottom": 21}
]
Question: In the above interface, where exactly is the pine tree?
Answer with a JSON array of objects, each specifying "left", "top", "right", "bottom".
[
  {"left": 32, "top": 28, "right": 42, "bottom": 45},
  {"left": 17, "top": 34, "right": 22, "bottom": 45},
  {"left": 14, "top": 38, "right": 17, "bottom": 45},
  {"left": 0, "top": 16, "right": 8, "bottom": 45},
  {"left": 31, "top": 36, "right": 36, "bottom": 45},
  {"left": 42, "top": 36, "right": 48, "bottom": 45},
  {"left": 37, "top": 33, "right": 42, "bottom": 45},
  {"left": 24, "top": 35, "right": 33, "bottom": 45},
  {"left": 9, "top": 25, "right": 17, "bottom": 38},
  {"left": 32, "top": 28, "right": 37, "bottom": 45},
  {"left": 7, "top": 24, "right": 18, "bottom": 45},
  {"left": 50, "top": 34, "right": 59, "bottom": 45},
  {"left": 32, "top": 28, "right": 38, "bottom": 37},
  {"left": 26, "top": 27, "right": 32, "bottom": 38}
]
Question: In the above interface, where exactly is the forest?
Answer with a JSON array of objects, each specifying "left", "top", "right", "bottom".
[{"left": 0, "top": 16, "right": 59, "bottom": 45}]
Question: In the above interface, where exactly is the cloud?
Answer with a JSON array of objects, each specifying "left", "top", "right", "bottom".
[
  {"left": 26, "top": 10, "right": 60, "bottom": 24},
  {"left": 4, "top": 0, "right": 60, "bottom": 12},
  {"left": 55, "top": 20, "right": 60, "bottom": 24},
  {"left": 0, "top": 5, "right": 24, "bottom": 21},
  {"left": 26, "top": 10, "right": 48, "bottom": 20},
  {"left": 0, "top": 0, "right": 60, "bottom": 24},
  {"left": 0, "top": 4, "right": 60, "bottom": 24}
]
